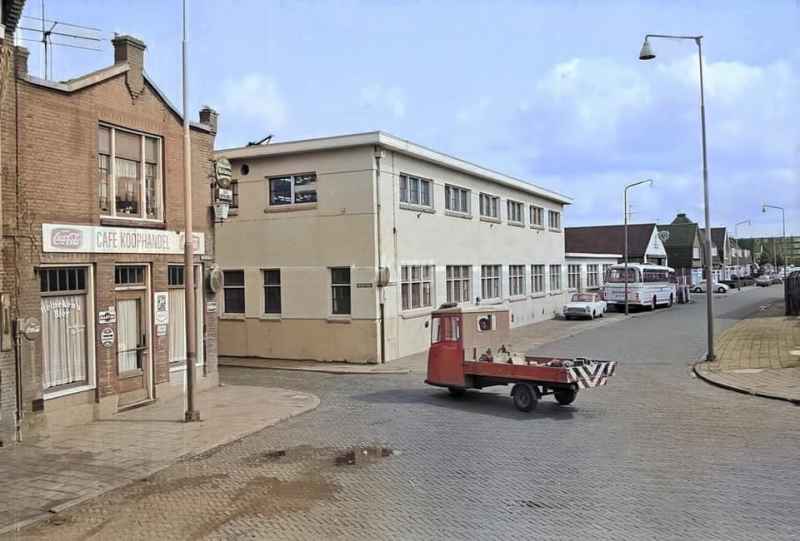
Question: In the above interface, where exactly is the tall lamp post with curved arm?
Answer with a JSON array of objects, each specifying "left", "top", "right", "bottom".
[
  {"left": 624, "top": 179, "right": 654, "bottom": 315},
  {"left": 639, "top": 33, "right": 716, "bottom": 362},
  {"left": 762, "top": 204, "right": 786, "bottom": 279}
]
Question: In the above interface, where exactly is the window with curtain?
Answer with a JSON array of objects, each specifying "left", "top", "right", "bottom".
[
  {"left": 168, "top": 265, "right": 186, "bottom": 365},
  {"left": 98, "top": 124, "right": 162, "bottom": 220},
  {"left": 40, "top": 267, "right": 89, "bottom": 390}
]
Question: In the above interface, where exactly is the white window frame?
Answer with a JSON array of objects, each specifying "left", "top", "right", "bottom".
[
  {"left": 99, "top": 123, "right": 164, "bottom": 222},
  {"left": 444, "top": 184, "right": 470, "bottom": 215},
  {"left": 267, "top": 172, "right": 318, "bottom": 208},
  {"left": 479, "top": 193, "right": 500, "bottom": 220},
  {"left": 530, "top": 205, "right": 544, "bottom": 227},
  {"left": 507, "top": 200, "right": 524, "bottom": 225},
  {"left": 399, "top": 173, "right": 433, "bottom": 208},
  {"left": 548, "top": 209, "right": 561, "bottom": 230},
  {"left": 481, "top": 265, "right": 501, "bottom": 300},
  {"left": 446, "top": 265, "right": 472, "bottom": 304},
  {"left": 587, "top": 264, "right": 599, "bottom": 288},
  {"left": 401, "top": 265, "right": 434, "bottom": 311},
  {"left": 531, "top": 264, "right": 545, "bottom": 294},
  {"left": 568, "top": 264, "right": 581, "bottom": 291},
  {"left": 508, "top": 265, "right": 525, "bottom": 296},
  {"left": 41, "top": 264, "right": 97, "bottom": 400},
  {"left": 549, "top": 264, "right": 562, "bottom": 292}
]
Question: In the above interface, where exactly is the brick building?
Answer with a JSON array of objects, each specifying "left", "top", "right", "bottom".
[{"left": 0, "top": 32, "right": 220, "bottom": 443}]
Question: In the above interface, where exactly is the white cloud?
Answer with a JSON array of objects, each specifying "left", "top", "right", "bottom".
[
  {"left": 221, "top": 73, "right": 289, "bottom": 129},
  {"left": 359, "top": 83, "right": 406, "bottom": 118}
]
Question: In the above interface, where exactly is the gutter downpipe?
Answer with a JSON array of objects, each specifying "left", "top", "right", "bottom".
[{"left": 374, "top": 145, "right": 386, "bottom": 364}]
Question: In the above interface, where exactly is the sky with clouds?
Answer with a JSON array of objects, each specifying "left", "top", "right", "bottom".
[{"left": 19, "top": 0, "right": 799, "bottom": 237}]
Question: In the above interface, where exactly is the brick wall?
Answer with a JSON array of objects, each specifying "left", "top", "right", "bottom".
[{"left": 1, "top": 45, "right": 218, "bottom": 435}]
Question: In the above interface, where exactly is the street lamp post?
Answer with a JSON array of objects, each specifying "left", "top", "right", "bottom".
[
  {"left": 762, "top": 204, "right": 786, "bottom": 280},
  {"left": 640, "top": 33, "right": 716, "bottom": 362},
  {"left": 624, "top": 179, "right": 654, "bottom": 315},
  {"left": 734, "top": 219, "right": 750, "bottom": 290}
]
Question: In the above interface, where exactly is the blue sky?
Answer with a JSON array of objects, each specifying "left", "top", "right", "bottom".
[{"left": 19, "top": 0, "right": 799, "bottom": 236}]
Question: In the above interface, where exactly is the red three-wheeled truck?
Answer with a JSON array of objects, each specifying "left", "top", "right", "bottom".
[{"left": 425, "top": 304, "right": 617, "bottom": 412}]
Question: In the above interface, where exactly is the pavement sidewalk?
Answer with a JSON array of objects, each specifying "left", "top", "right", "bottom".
[
  {"left": 220, "top": 311, "right": 631, "bottom": 375},
  {"left": 695, "top": 301, "right": 800, "bottom": 404},
  {"left": 0, "top": 384, "right": 319, "bottom": 535}
]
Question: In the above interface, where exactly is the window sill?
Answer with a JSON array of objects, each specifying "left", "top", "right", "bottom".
[
  {"left": 327, "top": 315, "right": 352, "bottom": 324},
  {"left": 259, "top": 314, "right": 282, "bottom": 321},
  {"left": 478, "top": 298, "right": 503, "bottom": 305},
  {"left": 530, "top": 293, "right": 547, "bottom": 299},
  {"left": 508, "top": 222, "right": 525, "bottom": 228},
  {"left": 444, "top": 210, "right": 472, "bottom": 220},
  {"left": 400, "top": 203, "right": 435, "bottom": 214},
  {"left": 479, "top": 216, "right": 501, "bottom": 224},
  {"left": 119, "top": 368, "right": 144, "bottom": 380},
  {"left": 530, "top": 224, "right": 545, "bottom": 230},
  {"left": 548, "top": 227, "right": 562, "bottom": 233},
  {"left": 264, "top": 203, "right": 318, "bottom": 213},
  {"left": 44, "top": 383, "right": 95, "bottom": 400},
  {"left": 549, "top": 290, "right": 563, "bottom": 296},
  {"left": 220, "top": 313, "right": 246, "bottom": 320},
  {"left": 507, "top": 295, "right": 527, "bottom": 303},
  {"left": 400, "top": 307, "right": 433, "bottom": 320},
  {"left": 100, "top": 217, "right": 166, "bottom": 229}
]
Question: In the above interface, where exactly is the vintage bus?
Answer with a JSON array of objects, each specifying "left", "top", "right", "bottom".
[{"left": 601, "top": 263, "right": 676, "bottom": 311}]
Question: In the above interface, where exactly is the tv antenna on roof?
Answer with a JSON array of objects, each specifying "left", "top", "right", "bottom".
[{"left": 18, "top": 0, "right": 103, "bottom": 80}]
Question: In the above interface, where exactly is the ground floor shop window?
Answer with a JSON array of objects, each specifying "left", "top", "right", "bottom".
[
  {"left": 40, "top": 267, "right": 89, "bottom": 390},
  {"left": 402, "top": 265, "right": 433, "bottom": 310},
  {"left": 446, "top": 265, "right": 471, "bottom": 304},
  {"left": 481, "top": 265, "right": 501, "bottom": 299}
]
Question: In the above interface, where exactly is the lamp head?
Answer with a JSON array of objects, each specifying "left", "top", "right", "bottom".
[
  {"left": 762, "top": 205, "right": 767, "bottom": 213},
  {"left": 639, "top": 39, "right": 655, "bottom": 60}
]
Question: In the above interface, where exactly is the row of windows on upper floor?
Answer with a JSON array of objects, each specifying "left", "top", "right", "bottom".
[{"left": 227, "top": 169, "right": 562, "bottom": 230}]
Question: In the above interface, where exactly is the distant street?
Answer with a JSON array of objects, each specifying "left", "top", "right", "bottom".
[{"left": 11, "top": 286, "right": 799, "bottom": 540}]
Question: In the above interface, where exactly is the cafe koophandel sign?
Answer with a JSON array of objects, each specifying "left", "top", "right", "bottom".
[{"left": 42, "top": 224, "right": 205, "bottom": 255}]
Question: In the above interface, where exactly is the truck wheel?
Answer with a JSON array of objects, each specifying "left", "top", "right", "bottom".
[
  {"left": 511, "top": 383, "right": 538, "bottom": 412},
  {"left": 448, "top": 387, "right": 466, "bottom": 397},
  {"left": 554, "top": 388, "right": 577, "bottom": 406}
]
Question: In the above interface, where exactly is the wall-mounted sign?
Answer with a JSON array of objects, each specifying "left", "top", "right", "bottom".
[
  {"left": 154, "top": 292, "right": 169, "bottom": 325},
  {"left": 156, "top": 324, "right": 168, "bottom": 337},
  {"left": 207, "top": 300, "right": 217, "bottom": 313},
  {"left": 214, "top": 158, "right": 233, "bottom": 188},
  {"left": 100, "top": 327, "right": 114, "bottom": 347},
  {"left": 98, "top": 306, "right": 116, "bottom": 325},
  {"left": 42, "top": 224, "right": 205, "bottom": 255},
  {"left": 217, "top": 188, "right": 233, "bottom": 203}
]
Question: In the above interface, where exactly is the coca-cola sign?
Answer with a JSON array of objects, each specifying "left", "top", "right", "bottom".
[{"left": 50, "top": 228, "right": 83, "bottom": 249}]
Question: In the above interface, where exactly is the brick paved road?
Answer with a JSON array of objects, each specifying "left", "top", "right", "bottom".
[{"left": 10, "top": 287, "right": 799, "bottom": 540}]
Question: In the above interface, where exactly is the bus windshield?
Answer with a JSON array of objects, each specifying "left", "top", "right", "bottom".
[{"left": 606, "top": 267, "right": 640, "bottom": 283}]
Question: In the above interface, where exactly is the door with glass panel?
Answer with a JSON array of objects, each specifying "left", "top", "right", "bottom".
[
  {"left": 167, "top": 265, "right": 204, "bottom": 370},
  {"left": 115, "top": 265, "right": 150, "bottom": 406}
]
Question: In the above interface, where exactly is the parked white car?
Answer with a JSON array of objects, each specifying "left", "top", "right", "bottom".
[
  {"left": 692, "top": 281, "right": 729, "bottom": 294},
  {"left": 563, "top": 293, "right": 607, "bottom": 320}
]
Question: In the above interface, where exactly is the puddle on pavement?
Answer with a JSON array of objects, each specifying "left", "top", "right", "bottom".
[{"left": 245, "top": 444, "right": 397, "bottom": 468}]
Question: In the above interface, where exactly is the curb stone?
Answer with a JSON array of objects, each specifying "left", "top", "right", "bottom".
[{"left": 693, "top": 361, "right": 800, "bottom": 405}]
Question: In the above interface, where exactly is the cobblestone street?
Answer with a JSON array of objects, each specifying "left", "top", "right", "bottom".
[{"left": 7, "top": 286, "right": 799, "bottom": 540}]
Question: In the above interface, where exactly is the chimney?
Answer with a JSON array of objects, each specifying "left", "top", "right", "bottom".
[
  {"left": 112, "top": 34, "right": 146, "bottom": 98},
  {"left": 14, "top": 46, "right": 28, "bottom": 77},
  {"left": 199, "top": 106, "right": 219, "bottom": 134}
]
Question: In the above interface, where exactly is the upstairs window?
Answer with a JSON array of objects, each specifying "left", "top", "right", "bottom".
[
  {"left": 399, "top": 174, "right": 432, "bottom": 208},
  {"left": 402, "top": 265, "right": 433, "bottom": 310},
  {"left": 268, "top": 173, "right": 317, "bottom": 206},
  {"left": 98, "top": 125, "right": 162, "bottom": 220},
  {"left": 530, "top": 205, "right": 544, "bottom": 227},
  {"left": 507, "top": 201, "right": 524, "bottom": 224},
  {"left": 479, "top": 193, "right": 499, "bottom": 219},
  {"left": 548, "top": 210, "right": 561, "bottom": 230},
  {"left": 445, "top": 185, "right": 470, "bottom": 214}
]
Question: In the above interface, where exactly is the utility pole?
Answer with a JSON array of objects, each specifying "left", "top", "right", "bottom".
[{"left": 182, "top": 0, "right": 199, "bottom": 422}]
